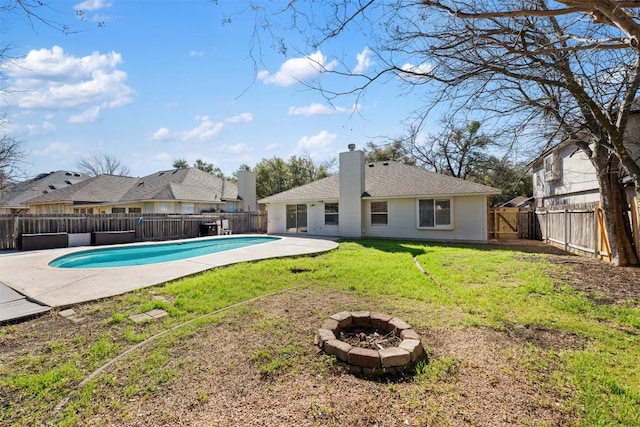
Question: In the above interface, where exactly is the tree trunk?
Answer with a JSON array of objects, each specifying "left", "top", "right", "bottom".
[{"left": 594, "top": 152, "right": 639, "bottom": 266}]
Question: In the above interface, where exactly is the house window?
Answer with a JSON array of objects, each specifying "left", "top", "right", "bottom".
[
  {"left": 73, "top": 208, "right": 93, "bottom": 214},
  {"left": 370, "top": 201, "right": 388, "bottom": 226},
  {"left": 180, "top": 203, "right": 195, "bottom": 214},
  {"left": 324, "top": 203, "right": 339, "bottom": 226},
  {"left": 128, "top": 207, "right": 142, "bottom": 214},
  {"left": 418, "top": 199, "right": 452, "bottom": 228},
  {"left": 544, "top": 153, "right": 560, "bottom": 182},
  {"left": 158, "top": 202, "right": 171, "bottom": 213},
  {"left": 112, "top": 207, "right": 126, "bottom": 214}
]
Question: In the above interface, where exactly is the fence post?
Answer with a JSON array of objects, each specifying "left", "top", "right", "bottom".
[
  {"left": 632, "top": 197, "right": 639, "bottom": 259},
  {"left": 593, "top": 208, "right": 599, "bottom": 258},
  {"left": 563, "top": 209, "right": 569, "bottom": 252}
]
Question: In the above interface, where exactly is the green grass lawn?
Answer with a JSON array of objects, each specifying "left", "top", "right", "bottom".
[{"left": 1, "top": 239, "right": 639, "bottom": 426}]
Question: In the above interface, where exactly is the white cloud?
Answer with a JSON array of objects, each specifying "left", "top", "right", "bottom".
[
  {"left": 222, "top": 143, "right": 250, "bottom": 154},
  {"left": 297, "top": 130, "right": 337, "bottom": 150},
  {"left": 288, "top": 103, "right": 355, "bottom": 117},
  {"left": 149, "top": 127, "right": 174, "bottom": 141},
  {"left": 399, "top": 62, "right": 433, "bottom": 82},
  {"left": 257, "top": 51, "right": 337, "bottom": 87},
  {"left": 68, "top": 106, "right": 101, "bottom": 123},
  {"left": 226, "top": 113, "right": 253, "bottom": 123},
  {"left": 189, "top": 50, "right": 204, "bottom": 57},
  {"left": 34, "top": 142, "right": 71, "bottom": 156},
  {"left": 265, "top": 143, "right": 281, "bottom": 151},
  {"left": 181, "top": 116, "right": 225, "bottom": 142},
  {"left": 25, "top": 121, "right": 56, "bottom": 136},
  {"left": 2, "top": 46, "right": 134, "bottom": 121},
  {"left": 149, "top": 113, "right": 252, "bottom": 143},
  {"left": 74, "top": 0, "right": 111, "bottom": 11},
  {"left": 353, "top": 47, "right": 373, "bottom": 74}
]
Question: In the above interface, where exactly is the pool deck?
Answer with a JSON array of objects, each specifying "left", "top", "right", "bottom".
[{"left": 0, "top": 235, "right": 338, "bottom": 320}]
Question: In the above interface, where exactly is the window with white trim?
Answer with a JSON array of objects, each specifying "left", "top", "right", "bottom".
[
  {"left": 324, "top": 203, "right": 339, "bottom": 226},
  {"left": 418, "top": 199, "right": 452, "bottom": 228},
  {"left": 370, "top": 201, "right": 388, "bottom": 226}
]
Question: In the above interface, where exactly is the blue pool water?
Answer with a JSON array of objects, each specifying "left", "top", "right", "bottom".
[{"left": 49, "top": 236, "right": 279, "bottom": 268}]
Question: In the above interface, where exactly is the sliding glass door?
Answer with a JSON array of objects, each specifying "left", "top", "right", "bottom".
[{"left": 286, "top": 204, "right": 308, "bottom": 233}]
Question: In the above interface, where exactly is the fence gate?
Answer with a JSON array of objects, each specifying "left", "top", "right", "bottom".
[{"left": 488, "top": 207, "right": 519, "bottom": 239}]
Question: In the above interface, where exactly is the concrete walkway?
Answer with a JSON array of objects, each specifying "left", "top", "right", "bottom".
[{"left": 0, "top": 235, "right": 338, "bottom": 318}]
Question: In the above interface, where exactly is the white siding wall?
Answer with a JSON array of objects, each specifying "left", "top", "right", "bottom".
[
  {"left": 532, "top": 144, "right": 600, "bottom": 207},
  {"left": 362, "top": 196, "right": 489, "bottom": 242}
]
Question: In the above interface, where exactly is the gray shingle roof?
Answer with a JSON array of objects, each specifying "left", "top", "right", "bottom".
[
  {"left": 0, "top": 171, "right": 90, "bottom": 208},
  {"left": 27, "top": 175, "right": 139, "bottom": 204},
  {"left": 120, "top": 168, "right": 237, "bottom": 202},
  {"left": 258, "top": 175, "right": 340, "bottom": 203},
  {"left": 259, "top": 161, "right": 500, "bottom": 203},
  {"left": 25, "top": 168, "right": 239, "bottom": 206}
]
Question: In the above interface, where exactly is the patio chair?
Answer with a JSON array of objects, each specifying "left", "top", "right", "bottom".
[{"left": 221, "top": 219, "right": 232, "bottom": 235}]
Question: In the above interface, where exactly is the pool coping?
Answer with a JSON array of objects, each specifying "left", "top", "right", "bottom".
[{"left": 0, "top": 234, "right": 339, "bottom": 308}]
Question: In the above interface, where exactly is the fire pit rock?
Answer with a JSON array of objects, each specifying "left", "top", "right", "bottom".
[{"left": 315, "top": 311, "right": 425, "bottom": 375}]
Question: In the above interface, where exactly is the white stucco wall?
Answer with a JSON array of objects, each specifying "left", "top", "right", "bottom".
[
  {"left": 307, "top": 203, "right": 340, "bottom": 236},
  {"left": 267, "top": 196, "right": 490, "bottom": 242},
  {"left": 339, "top": 149, "right": 365, "bottom": 238},
  {"left": 265, "top": 203, "right": 287, "bottom": 234},
  {"left": 362, "top": 196, "right": 490, "bottom": 242},
  {"left": 265, "top": 202, "right": 340, "bottom": 236}
]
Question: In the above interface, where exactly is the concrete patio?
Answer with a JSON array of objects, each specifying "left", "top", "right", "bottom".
[{"left": 0, "top": 235, "right": 338, "bottom": 322}]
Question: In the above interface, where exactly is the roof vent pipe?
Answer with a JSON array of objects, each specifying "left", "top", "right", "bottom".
[{"left": 347, "top": 143, "right": 356, "bottom": 151}]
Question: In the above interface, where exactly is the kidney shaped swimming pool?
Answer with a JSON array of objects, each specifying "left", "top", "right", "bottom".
[{"left": 49, "top": 236, "right": 280, "bottom": 269}]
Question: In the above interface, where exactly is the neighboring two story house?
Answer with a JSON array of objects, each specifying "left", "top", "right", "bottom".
[{"left": 531, "top": 141, "right": 602, "bottom": 208}]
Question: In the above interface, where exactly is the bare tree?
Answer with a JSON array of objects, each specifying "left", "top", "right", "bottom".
[
  {"left": 77, "top": 154, "right": 130, "bottom": 177},
  {"left": 0, "top": 129, "right": 25, "bottom": 189},
  {"left": 1, "top": 1, "right": 105, "bottom": 187},
  {"left": 413, "top": 120, "right": 492, "bottom": 180},
  {"left": 245, "top": 1, "right": 640, "bottom": 265}
]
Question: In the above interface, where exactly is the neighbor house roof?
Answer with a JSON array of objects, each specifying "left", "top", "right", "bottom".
[
  {"left": 259, "top": 161, "right": 501, "bottom": 204},
  {"left": 25, "top": 168, "right": 238, "bottom": 206},
  {"left": 120, "top": 168, "right": 237, "bottom": 202},
  {"left": 26, "top": 175, "right": 139, "bottom": 205},
  {"left": 0, "top": 170, "right": 90, "bottom": 209}
]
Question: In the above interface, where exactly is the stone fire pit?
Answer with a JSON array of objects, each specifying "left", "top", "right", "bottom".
[{"left": 315, "top": 311, "right": 425, "bottom": 376}]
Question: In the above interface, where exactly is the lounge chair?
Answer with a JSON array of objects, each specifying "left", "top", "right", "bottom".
[{"left": 221, "top": 219, "right": 232, "bottom": 235}]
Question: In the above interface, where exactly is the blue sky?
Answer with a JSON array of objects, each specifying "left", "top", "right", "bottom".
[{"left": 2, "top": 0, "right": 429, "bottom": 178}]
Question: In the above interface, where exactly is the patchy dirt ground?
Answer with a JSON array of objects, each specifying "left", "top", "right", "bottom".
[{"left": 2, "top": 241, "right": 639, "bottom": 426}]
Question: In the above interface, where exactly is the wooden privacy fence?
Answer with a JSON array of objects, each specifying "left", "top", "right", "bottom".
[
  {"left": 488, "top": 207, "right": 520, "bottom": 239},
  {"left": 535, "top": 199, "right": 640, "bottom": 260},
  {"left": 488, "top": 207, "right": 541, "bottom": 239},
  {"left": 0, "top": 212, "right": 267, "bottom": 250}
]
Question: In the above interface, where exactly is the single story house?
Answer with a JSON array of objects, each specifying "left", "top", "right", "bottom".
[
  {"left": 25, "top": 167, "right": 257, "bottom": 214},
  {"left": 259, "top": 145, "right": 501, "bottom": 242},
  {"left": 0, "top": 170, "right": 90, "bottom": 214}
]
